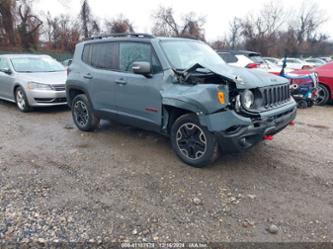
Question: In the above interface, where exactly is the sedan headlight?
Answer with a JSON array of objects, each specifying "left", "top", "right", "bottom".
[
  {"left": 27, "top": 82, "right": 52, "bottom": 90},
  {"left": 242, "top": 90, "right": 254, "bottom": 109}
]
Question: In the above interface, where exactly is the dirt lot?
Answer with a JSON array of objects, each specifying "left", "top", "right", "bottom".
[{"left": 0, "top": 100, "right": 332, "bottom": 243}]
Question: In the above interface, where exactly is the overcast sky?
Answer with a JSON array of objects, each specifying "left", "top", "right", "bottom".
[{"left": 34, "top": 0, "right": 333, "bottom": 41}]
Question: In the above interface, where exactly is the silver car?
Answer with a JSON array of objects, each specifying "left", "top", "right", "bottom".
[{"left": 0, "top": 54, "right": 67, "bottom": 112}]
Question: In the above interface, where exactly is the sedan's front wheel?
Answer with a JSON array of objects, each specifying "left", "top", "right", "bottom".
[
  {"left": 171, "top": 114, "right": 219, "bottom": 167},
  {"left": 15, "top": 87, "right": 31, "bottom": 112}
]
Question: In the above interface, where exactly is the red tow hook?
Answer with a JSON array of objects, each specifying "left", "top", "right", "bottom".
[
  {"left": 289, "top": 121, "right": 296, "bottom": 126},
  {"left": 263, "top": 135, "right": 273, "bottom": 141}
]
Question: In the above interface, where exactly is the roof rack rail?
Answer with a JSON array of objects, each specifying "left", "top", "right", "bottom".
[{"left": 86, "top": 33, "right": 155, "bottom": 41}]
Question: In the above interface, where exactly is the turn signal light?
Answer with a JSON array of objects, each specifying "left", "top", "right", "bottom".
[{"left": 217, "top": 91, "right": 225, "bottom": 104}]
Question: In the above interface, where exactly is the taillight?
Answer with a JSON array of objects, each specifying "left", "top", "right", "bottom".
[{"left": 246, "top": 63, "right": 259, "bottom": 69}]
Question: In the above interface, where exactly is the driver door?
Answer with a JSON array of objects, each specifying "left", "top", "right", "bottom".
[{"left": 115, "top": 41, "right": 164, "bottom": 131}]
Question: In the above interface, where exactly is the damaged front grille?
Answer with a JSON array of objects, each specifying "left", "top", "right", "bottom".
[{"left": 261, "top": 84, "right": 290, "bottom": 108}]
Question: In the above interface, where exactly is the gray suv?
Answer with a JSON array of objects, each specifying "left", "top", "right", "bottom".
[{"left": 66, "top": 33, "right": 297, "bottom": 167}]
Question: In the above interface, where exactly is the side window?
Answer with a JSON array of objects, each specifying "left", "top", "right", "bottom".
[
  {"left": 82, "top": 44, "right": 91, "bottom": 64},
  {"left": 91, "top": 42, "right": 116, "bottom": 70},
  {"left": 0, "top": 58, "right": 9, "bottom": 70},
  {"left": 119, "top": 42, "right": 162, "bottom": 74},
  {"left": 119, "top": 42, "right": 150, "bottom": 72}
]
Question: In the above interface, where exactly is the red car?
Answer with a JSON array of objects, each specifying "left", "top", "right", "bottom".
[{"left": 292, "top": 62, "right": 333, "bottom": 105}]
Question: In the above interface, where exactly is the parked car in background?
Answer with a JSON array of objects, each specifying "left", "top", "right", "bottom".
[
  {"left": 218, "top": 50, "right": 267, "bottom": 69},
  {"left": 261, "top": 59, "right": 294, "bottom": 75},
  {"left": 320, "top": 57, "right": 332, "bottom": 63},
  {"left": 304, "top": 58, "right": 326, "bottom": 67},
  {"left": 263, "top": 57, "right": 280, "bottom": 65},
  {"left": 278, "top": 58, "right": 315, "bottom": 70},
  {"left": 292, "top": 62, "right": 333, "bottom": 105},
  {"left": 67, "top": 33, "right": 297, "bottom": 167},
  {"left": 0, "top": 54, "right": 67, "bottom": 112}
]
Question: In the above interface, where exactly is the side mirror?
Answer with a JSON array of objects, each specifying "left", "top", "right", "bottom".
[
  {"left": 132, "top": 61, "right": 151, "bottom": 76},
  {"left": 0, "top": 68, "right": 12, "bottom": 75}
]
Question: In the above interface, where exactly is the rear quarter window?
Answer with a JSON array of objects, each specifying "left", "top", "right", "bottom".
[{"left": 82, "top": 44, "right": 91, "bottom": 64}]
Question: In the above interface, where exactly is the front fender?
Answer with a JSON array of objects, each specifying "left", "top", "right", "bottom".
[
  {"left": 161, "top": 84, "right": 229, "bottom": 114},
  {"left": 162, "top": 98, "right": 202, "bottom": 113}
]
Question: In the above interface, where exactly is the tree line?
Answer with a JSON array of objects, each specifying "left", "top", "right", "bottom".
[{"left": 0, "top": 0, "right": 332, "bottom": 57}]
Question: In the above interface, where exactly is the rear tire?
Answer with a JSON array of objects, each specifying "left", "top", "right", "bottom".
[
  {"left": 72, "top": 94, "right": 99, "bottom": 131},
  {"left": 170, "top": 113, "right": 219, "bottom": 167},
  {"left": 315, "top": 84, "right": 330, "bottom": 106},
  {"left": 15, "top": 87, "right": 31, "bottom": 112}
]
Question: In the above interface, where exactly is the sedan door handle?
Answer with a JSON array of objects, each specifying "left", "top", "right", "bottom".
[
  {"left": 83, "top": 73, "right": 93, "bottom": 79},
  {"left": 115, "top": 79, "right": 127, "bottom": 85}
]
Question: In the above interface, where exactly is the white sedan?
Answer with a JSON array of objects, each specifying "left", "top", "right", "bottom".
[{"left": 278, "top": 58, "right": 315, "bottom": 70}]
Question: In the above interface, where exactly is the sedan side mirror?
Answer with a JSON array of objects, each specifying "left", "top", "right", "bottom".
[
  {"left": 0, "top": 68, "right": 12, "bottom": 75},
  {"left": 132, "top": 61, "right": 151, "bottom": 76}
]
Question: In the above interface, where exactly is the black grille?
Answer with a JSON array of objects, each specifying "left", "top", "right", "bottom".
[
  {"left": 52, "top": 84, "right": 66, "bottom": 91},
  {"left": 262, "top": 84, "right": 290, "bottom": 108},
  {"left": 34, "top": 98, "right": 67, "bottom": 103}
]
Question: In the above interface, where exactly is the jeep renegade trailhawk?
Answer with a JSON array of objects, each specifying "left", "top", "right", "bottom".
[{"left": 66, "top": 33, "right": 297, "bottom": 167}]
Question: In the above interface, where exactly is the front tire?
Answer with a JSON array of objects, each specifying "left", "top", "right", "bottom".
[
  {"left": 315, "top": 84, "right": 330, "bottom": 106},
  {"left": 72, "top": 94, "right": 99, "bottom": 131},
  {"left": 170, "top": 114, "right": 219, "bottom": 167},
  {"left": 15, "top": 87, "right": 31, "bottom": 112}
]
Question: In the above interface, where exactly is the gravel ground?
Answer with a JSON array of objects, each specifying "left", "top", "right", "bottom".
[{"left": 0, "top": 100, "right": 332, "bottom": 243}]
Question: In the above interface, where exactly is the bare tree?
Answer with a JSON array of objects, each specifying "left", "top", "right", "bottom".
[
  {"left": 228, "top": 17, "right": 242, "bottom": 49},
  {"left": 152, "top": 6, "right": 206, "bottom": 40},
  {"left": 240, "top": 1, "right": 285, "bottom": 54},
  {"left": 291, "top": 1, "right": 328, "bottom": 44},
  {"left": 181, "top": 12, "right": 206, "bottom": 41},
  {"left": 0, "top": 0, "right": 17, "bottom": 46},
  {"left": 79, "top": 0, "right": 100, "bottom": 39},
  {"left": 105, "top": 15, "right": 134, "bottom": 34},
  {"left": 17, "top": 0, "right": 43, "bottom": 50},
  {"left": 43, "top": 12, "right": 80, "bottom": 52}
]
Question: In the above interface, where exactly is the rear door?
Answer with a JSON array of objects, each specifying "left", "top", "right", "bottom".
[
  {"left": 0, "top": 57, "right": 15, "bottom": 100},
  {"left": 114, "top": 41, "right": 164, "bottom": 131},
  {"left": 81, "top": 42, "right": 118, "bottom": 115}
]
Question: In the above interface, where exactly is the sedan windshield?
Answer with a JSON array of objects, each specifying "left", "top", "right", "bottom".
[
  {"left": 10, "top": 57, "right": 65, "bottom": 73},
  {"left": 160, "top": 40, "right": 225, "bottom": 70}
]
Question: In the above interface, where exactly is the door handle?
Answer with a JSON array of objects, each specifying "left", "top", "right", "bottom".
[
  {"left": 83, "top": 73, "right": 93, "bottom": 79},
  {"left": 115, "top": 79, "right": 127, "bottom": 85}
]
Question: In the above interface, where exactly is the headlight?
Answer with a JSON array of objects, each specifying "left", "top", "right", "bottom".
[
  {"left": 27, "top": 82, "right": 52, "bottom": 90},
  {"left": 242, "top": 90, "right": 254, "bottom": 109}
]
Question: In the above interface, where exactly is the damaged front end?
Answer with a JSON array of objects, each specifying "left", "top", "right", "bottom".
[{"left": 164, "top": 63, "right": 297, "bottom": 152}]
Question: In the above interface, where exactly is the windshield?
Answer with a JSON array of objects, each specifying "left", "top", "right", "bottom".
[
  {"left": 11, "top": 57, "right": 65, "bottom": 73},
  {"left": 160, "top": 40, "right": 225, "bottom": 70}
]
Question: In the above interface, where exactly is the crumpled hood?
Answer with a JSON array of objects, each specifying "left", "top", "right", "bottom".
[
  {"left": 199, "top": 63, "right": 289, "bottom": 89},
  {"left": 18, "top": 71, "right": 67, "bottom": 85}
]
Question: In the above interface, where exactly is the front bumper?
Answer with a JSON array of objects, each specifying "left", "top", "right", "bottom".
[
  {"left": 26, "top": 89, "right": 67, "bottom": 107},
  {"left": 199, "top": 100, "right": 297, "bottom": 152}
]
